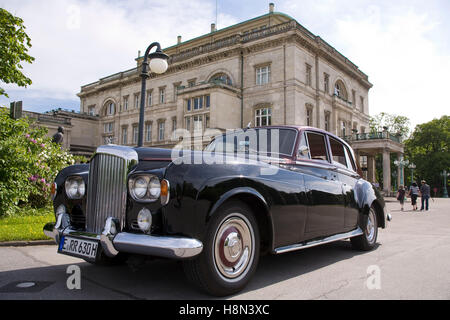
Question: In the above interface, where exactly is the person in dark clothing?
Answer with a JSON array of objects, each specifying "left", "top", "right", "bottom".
[
  {"left": 409, "top": 182, "right": 419, "bottom": 211},
  {"left": 397, "top": 185, "right": 406, "bottom": 211},
  {"left": 52, "top": 126, "right": 64, "bottom": 145},
  {"left": 420, "top": 180, "right": 431, "bottom": 211}
]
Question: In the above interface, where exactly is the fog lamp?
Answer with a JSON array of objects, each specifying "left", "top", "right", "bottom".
[{"left": 137, "top": 208, "right": 152, "bottom": 233}]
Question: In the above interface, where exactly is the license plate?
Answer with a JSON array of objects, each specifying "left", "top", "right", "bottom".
[{"left": 59, "top": 236, "right": 99, "bottom": 260}]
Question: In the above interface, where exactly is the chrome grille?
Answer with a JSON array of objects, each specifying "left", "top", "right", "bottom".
[{"left": 85, "top": 146, "right": 138, "bottom": 234}]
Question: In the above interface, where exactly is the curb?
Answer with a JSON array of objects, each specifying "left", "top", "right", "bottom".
[{"left": 0, "top": 240, "right": 55, "bottom": 247}]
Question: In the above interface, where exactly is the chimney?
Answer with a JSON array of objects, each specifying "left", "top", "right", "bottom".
[
  {"left": 211, "top": 23, "right": 216, "bottom": 33},
  {"left": 177, "top": 35, "right": 182, "bottom": 44},
  {"left": 269, "top": 3, "right": 274, "bottom": 13}
]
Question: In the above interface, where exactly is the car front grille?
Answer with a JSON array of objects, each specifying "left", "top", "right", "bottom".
[{"left": 85, "top": 146, "right": 138, "bottom": 234}]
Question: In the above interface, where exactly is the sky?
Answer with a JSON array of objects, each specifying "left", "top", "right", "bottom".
[{"left": 1, "top": 0, "right": 449, "bottom": 129}]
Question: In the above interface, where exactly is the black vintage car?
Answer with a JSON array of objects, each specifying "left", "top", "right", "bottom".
[{"left": 44, "top": 125, "right": 391, "bottom": 296}]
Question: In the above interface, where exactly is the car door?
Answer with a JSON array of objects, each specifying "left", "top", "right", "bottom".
[
  {"left": 328, "top": 136, "right": 360, "bottom": 231},
  {"left": 297, "top": 131, "right": 345, "bottom": 240}
]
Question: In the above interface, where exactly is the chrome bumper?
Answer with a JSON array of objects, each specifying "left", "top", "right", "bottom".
[{"left": 43, "top": 215, "right": 203, "bottom": 259}]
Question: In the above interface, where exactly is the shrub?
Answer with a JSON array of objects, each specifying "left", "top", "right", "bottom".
[{"left": 0, "top": 108, "right": 74, "bottom": 216}]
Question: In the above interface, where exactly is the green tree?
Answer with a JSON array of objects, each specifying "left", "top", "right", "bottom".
[
  {"left": 369, "top": 112, "right": 411, "bottom": 138},
  {"left": 0, "top": 108, "right": 74, "bottom": 216},
  {"left": 0, "top": 8, "right": 35, "bottom": 97},
  {"left": 404, "top": 116, "right": 450, "bottom": 195}
]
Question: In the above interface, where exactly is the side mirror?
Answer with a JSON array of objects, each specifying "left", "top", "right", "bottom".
[{"left": 298, "top": 145, "right": 310, "bottom": 158}]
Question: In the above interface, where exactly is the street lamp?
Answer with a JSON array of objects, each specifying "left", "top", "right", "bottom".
[
  {"left": 441, "top": 169, "right": 449, "bottom": 198},
  {"left": 408, "top": 163, "right": 416, "bottom": 186},
  {"left": 394, "top": 157, "right": 409, "bottom": 187},
  {"left": 137, "top": 42, "right": 169, "bottom": 147}
]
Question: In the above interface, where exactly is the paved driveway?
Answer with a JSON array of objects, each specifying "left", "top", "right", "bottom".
[{"left": 1, "top": 198, "right": 449, "bottom": 300}]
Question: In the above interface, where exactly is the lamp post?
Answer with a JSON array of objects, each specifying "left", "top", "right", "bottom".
[
  {"left": 408, "top": 163, "right": 416, "bottom": 186},
  {"left": 394, "top": 157, "right": 409, "bottom": 188},
  {"left": 137, "top": 42, "right": 169, "bottom": 147},
  {"left": 441, "top": 170, "right": 449, "bottom": 198}
]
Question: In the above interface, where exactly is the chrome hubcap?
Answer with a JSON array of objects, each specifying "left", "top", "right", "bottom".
[
  {"left": 366, "top": 209, "right": 376, "bottom": 243},
  {"left": 214, "top": 214, "right": 253, "bottom": 280}
]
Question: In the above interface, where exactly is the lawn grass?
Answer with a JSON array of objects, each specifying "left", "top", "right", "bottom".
[{"left": 0, "top": 206, "right": 55, "bottom": 242}]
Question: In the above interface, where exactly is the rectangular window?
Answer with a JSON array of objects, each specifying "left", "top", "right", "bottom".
[
  {"left": 147, "top": 91, "right": 152, "bottom": 107},
  {"left": 306, "top": 64, "right": 312, "bottom": 86},
  {"left": 158, "top": 122, "right": 165, "bottom": 141},
  {"left": 341, "top": 121, "right": 346, "bottom": 137},
  {"left": 123, "top": 97, "right": 128, "bottom": 111},
  {"left": 188, "top": 80, "right": 195, "bottom": 87},
  {"left": 187, "top": 99, "right": 191, "bottom": 111},
  {"left": 193, "top": 115, "right": 203, "bottom": 132},
  {"left": 324, "top": 73, "right": 329, "bottom": 94},
  {"left": 255, "top": 107, "right": 272, "bottom": 126},
  {"left": 329, "top": 137, "right": 347, "bottom": 167},
  {"left": 185, "top": 117, "right": 191, "bottom": 131},
  {"left": 306, "top": 132, "right": 328, "bottom": 162},
  {"left": 121, "top": 127, "right": 127, "bottom": 145},
  {"left": 88, "top": 106, "right": 95, "bottom": 116},
  {"left": 256, "top": 65, "right": 270, "bottom": 85},
  {"left": 133, "top": 126, "right": 138, "bottom": 144},
  {"left": 352, "top": 90, "right": 356, "bottom": 107},
  {"left": 194, "top": 97, "right": 199, "bottom": 110},
  {"left": 206, "top": 95, "right": 210, "bottom": 108},
  {"left": 134, "top": 94, "right": 139, "bottom": 109},
  {"left": 360, "top": 96, "right": 364, "bottom": 112},
  {"left": 205, "top": 114, "right": 210, "bottom": 128},
  {"left": 306, "top": 109, "right": 312, "bottom": 126},
  {"left": 172, "top": 119, "right": 177, "bottom": 139},
  {"left": 159, "top": 88, "right": 165, "bottom": 104},
  {"left": 324, "top": 113, "right": 330, "bottom": 132},
  {"left": 145, "top": 123, "right": 152, "bottom": 142},
  {"left": 104, "top": 122, "right": 114, "bottom": 133}
]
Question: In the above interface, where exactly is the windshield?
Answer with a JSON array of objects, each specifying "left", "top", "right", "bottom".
[{"left": 205, "top": 128, "right": 297, "bottom": 157}]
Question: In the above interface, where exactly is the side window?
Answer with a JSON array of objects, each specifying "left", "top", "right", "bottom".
[
  {"left": 329, "top": 137, "right": 347, "bottom": 167},
  {"left": 297, "top": 132, "right": 310, "bottom": 159},
  {"left": 344, "top": 145, "right": 357, "bottom": 172},
  {"left": 306, "top": 132, "right": 329, "bottom": 162}
]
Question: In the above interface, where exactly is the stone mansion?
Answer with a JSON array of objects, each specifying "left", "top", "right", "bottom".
[{"left": 77, "top": 4, "right": 372, "bottom": 150}]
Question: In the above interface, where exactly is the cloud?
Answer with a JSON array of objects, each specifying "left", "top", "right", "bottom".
[
  {"left": 0, "top": 0, "right": 238, "bottom": 111},
  {"left": 280, "top": 0, "right": 450, "bottom": 128}
]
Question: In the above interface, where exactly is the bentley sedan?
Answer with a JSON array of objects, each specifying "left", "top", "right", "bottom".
[{"left": 44, "top": 126, "right": 391, "bottom": 296}]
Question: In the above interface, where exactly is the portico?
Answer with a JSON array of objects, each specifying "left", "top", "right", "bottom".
[{"left": 346, "top": 131, "right": 404, "bottom": 196}]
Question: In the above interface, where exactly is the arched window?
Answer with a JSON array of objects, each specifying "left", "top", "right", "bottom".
[
  {"left": 103, "top": 100, "right": 116, "bottom": 116},
  {"left": 209, "top": 73, "right": 232, "bottom": 86},
  {"left": 334, "top": 80, "right": 348, "bottom": 100}
]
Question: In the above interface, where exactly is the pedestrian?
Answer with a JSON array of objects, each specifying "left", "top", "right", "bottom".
[
  {"left": 409, "top": 182, "right": 420, "bottom": 211},
  {"left": 397, "top": 185, "right": 406, "bottom": 211},
  {"left": 420, "top": 180, "right": 431, "bottom": 211}
]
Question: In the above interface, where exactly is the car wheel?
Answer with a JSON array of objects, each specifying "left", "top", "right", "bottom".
[
  {"left": 183, "top": 200, "right": 260, "bottom": 296},
  {"left": 351, "top": 206, "right": 378, "bottom": 251}
]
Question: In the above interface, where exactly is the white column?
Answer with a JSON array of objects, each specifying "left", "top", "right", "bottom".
[{"left": 383, "top": 150, "right": 391, "bottom": 194}]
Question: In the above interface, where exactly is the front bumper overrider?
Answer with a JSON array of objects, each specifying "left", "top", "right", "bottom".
[{"left": 43, "top": 215, "right": 203, "bottom": 259}]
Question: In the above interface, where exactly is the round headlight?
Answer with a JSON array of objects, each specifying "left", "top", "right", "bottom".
[
  {"left": 65, "top": 176, "right": 85, "bottom": 199},
  {"left": 148, "top": 177, "right": 161, "bottom": 199},
  {"left": 137, "top": 208, "right": 152, "bottom": 233},
  {"left": 133, "top": 177, "right": 148, "bottom": 199}
]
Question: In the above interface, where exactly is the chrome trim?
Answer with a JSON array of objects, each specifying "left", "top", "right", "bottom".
[
  {"left": 86, "top": 145, "right": 138, "bottom": 234},
  {"left": 44, "top": 213, "right": 70, "bottom": 244},
  {"left": 274, "top": 227, "right": 364, "bottom": 254},
  {"left": 113, "top": 232, "right": 203, "bottom": 259},
  {"left": 100, "top": 217, "right": 119, "bottom": 257},
  {"left": 43, "top": 217, "right": 203, "bottom": 260},
  {"left": 295, "top": 160, "right": 336, "bottom": 171}
]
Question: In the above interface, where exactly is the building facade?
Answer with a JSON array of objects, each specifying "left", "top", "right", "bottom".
[{"left": 77, "top": 4, "right": 372, "bottom": 150}]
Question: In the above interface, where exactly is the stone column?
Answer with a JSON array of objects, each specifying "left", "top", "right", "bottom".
[
  {"left": 382, "top": 150, "right": 391, "bottom": 194},
  {"left": 367, "top": 155, "right": 376, "bottom": 183}
]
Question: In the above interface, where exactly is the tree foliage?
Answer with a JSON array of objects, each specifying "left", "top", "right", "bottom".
[
  {"left": 0, "top": 8, "right": 35, "bottom": 97},
  {"left": 0, "top": 108, "right": 74, "bottom": 216},
  {"left": 404, "top": 115, "right": 450, "bottom": 194},
  {"left": 369, "top": 112, "right": 411, "bottom": 138}
]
